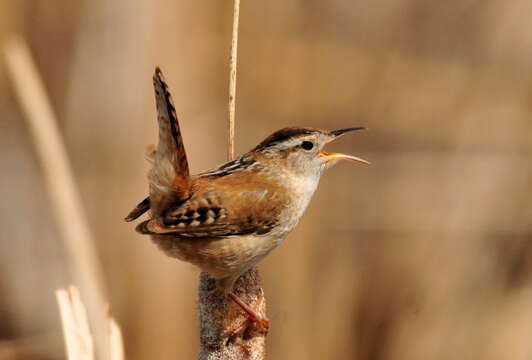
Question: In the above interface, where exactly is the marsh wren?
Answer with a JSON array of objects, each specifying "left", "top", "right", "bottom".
[{"left": 126, "top": 67, "right": 369, "bottom": 332}]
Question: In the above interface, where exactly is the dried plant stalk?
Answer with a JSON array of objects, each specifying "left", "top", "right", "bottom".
[
  {"left": 3, "top": 35, "right": 110, "bottom": 360},
  {"left": 198, "top": 268, "right": 266, "bottom": 360},
  {"left": 227, "top": 0, "right": 240, "bottom": 161},
  {"left": 198, "top": 1, "right": 267, "bottom": 358},
  {"left": 108, "top": 318, "right": 125, "bottom": 360},
  {"left": 56, "top": 287, "right": 94, "bottom": 360},
  {"left": 56, "top": 286, "right": 125, "bottom": 360}
]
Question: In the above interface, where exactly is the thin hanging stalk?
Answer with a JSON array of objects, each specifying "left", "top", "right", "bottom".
[
  {"left": 198, "top": 1, "right": 267, "bottom": 358},
  {"left": 228, "top": 0, "right": 240, "bottom": 160}
]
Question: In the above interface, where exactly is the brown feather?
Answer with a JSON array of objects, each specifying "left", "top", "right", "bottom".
[
  {"left": 125, "top": 197, "right": 150, "bottom": 222},
  {"left": 136, "top": 170, "right": 288, "bottom": 238},
  {"left": 149, "top": 67, "right": 191, "bottom": 215}
]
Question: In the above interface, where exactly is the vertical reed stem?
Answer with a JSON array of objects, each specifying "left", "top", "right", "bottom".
[
  {"left": 227, "top": 0, "right": 240, "bottom": 161},
  {"left": 4, "top": 35, "right": 110, "bottom": 360},
  {"left": 199, "top": 1, "right": 267, "bottom": 358}
]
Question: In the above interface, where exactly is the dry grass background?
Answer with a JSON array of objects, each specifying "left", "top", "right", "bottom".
[{"left": 1, "top": 1, "right": 532, "bottom": 359}]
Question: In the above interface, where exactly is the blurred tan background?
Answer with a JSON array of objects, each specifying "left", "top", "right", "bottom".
[{"left": 1, "top": 0, "right": 532, "bottom": 359}]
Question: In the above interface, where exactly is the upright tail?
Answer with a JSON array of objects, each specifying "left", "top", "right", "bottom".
[{"left": 148, "top": 67, "right": 191, "bottom": 216}]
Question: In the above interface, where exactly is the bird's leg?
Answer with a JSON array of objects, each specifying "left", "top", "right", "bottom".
[
  {"left": 227, "top": 291, "right": 270, "bottom": 333},
  {"left": 217, "top": 276, "right": 269, "bottom": 339}
]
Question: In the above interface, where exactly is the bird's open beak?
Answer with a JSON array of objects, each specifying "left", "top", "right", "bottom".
[
  {"left": 320, "top": 127, "right": 370, "bottom": 165},
  {"left": 329, "top": 127, "right": 367, "bottom": 137},
  {"left": 320, "top": 151, "right": 370, "bottom": 164}
]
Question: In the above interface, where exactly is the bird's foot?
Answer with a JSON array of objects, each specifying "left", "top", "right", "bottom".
[
  {"left": 228, "top": 316, "right": 269, "bottom": 344},
  {"left": 254, "top": 316, "right": 270, "bottom": 333},
  {"left": 226, "top": 291, "right": 269, "bottom": 341}
]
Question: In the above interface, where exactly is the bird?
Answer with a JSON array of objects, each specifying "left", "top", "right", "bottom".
[{"left": 125, "top": 67, "right": 369, "bottom": 333}]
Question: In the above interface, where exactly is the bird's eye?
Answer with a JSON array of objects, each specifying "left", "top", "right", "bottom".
[{"left": 301, "top": 141, "right": 314, "bottom": 150}]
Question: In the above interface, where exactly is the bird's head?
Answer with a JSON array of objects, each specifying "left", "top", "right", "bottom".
[{"left": 252, "top": 126, "right": 369, "bottom": 177}]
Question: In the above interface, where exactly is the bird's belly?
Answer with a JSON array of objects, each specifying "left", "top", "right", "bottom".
[{"left": 151, "top": 233, "right": 284, "bottom": 279}]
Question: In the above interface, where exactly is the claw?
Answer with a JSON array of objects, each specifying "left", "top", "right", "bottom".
[
  {"left": 226, "top": 291, "right": 269, "bottom": 340},
  {"left": 227, "top": 316, "right": 269, "bottom": 345}
]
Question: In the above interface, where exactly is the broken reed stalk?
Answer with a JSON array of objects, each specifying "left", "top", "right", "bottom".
[
  {"left": 56, "top": 286, "right": 125, "bottom": 360},
  {"left": 3, "top": 35, "right": 110, "bottom": 360},
  {"left": 198, "top": 1, "right": 267, "bottom": 359}
]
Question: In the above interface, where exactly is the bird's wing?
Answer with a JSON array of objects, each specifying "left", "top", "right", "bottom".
[
  {"left": 124, "top": 197, "right": 150, "bottom": 222},
  {"left": 148, "top": 67, "right": 191, "bottom": 215},
  {"left": 136, "top": 176, "right": 288, "bottom": 238}
]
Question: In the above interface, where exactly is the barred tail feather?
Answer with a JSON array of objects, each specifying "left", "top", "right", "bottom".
[{"left": 149, "top": 67, "right": 191, "bottom": 215}]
